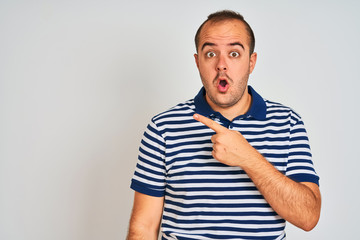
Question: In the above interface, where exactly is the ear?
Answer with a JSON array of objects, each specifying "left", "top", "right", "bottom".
[
  {"left": 249, "top": 52, "right": 257, "bottom": 74},
  {"left": 194, "top": 53, "right": 199, "bottom": 69}
]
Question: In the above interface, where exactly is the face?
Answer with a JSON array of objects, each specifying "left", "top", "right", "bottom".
[{"left": 194, "top": 19, "right": 257, "bottom": 111}]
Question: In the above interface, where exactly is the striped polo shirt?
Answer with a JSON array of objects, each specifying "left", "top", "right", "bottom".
[{"left": 131, "top": 86, "right": 319, "bottom": 240}]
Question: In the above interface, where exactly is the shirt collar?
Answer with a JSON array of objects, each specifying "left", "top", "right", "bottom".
[{"left": 194, "top": 85, "right": 267, "bottom": 120}]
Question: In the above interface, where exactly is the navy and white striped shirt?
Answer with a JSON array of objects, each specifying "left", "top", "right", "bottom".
[{"left": 131, "top": 86, "right": 319, "bottom": 240}]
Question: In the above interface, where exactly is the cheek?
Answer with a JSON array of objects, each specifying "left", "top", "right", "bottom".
[
  {"left": 231, "top": 61, "right": 250, "bottom": 74},
  {"left": 199, "top": 61, "right": 215, "bottom": 76}
]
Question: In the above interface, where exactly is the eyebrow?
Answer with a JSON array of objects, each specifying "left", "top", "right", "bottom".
[
  {"left": 229, "top": 42, "right": 245, "bottom": 50},
  {"left": 201, "top": 42, "right": 245, "bottom": 51},
  {"left": 201, "top": 42, "right": 216, "bottom": 51}
]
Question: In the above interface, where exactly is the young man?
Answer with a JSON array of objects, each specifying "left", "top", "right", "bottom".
[{"left": 127, "top": 10, "right": 321, "bottom": 240}]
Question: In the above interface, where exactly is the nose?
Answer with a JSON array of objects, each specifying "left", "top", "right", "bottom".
[{"left": 216, "top": 54, "right": 227, "bottom": 71}]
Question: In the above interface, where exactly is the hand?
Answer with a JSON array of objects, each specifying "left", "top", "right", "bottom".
[{"left": 193, "top": 114, "right": 259, "bottom": 167}]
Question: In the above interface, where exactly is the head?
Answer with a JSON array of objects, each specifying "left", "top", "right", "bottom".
[
  {"left": 195, "top": 10, "right": 255, "bottom": 55},
  {"left": 194, "top": 10, "right": 257, "bottom": 116}
]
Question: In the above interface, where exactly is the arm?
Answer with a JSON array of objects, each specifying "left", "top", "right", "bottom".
[
  {"left": 241, "top": 150, "right": 321, "bottom": 231},
  {"left": 127, "top": 191, "right": 164, "bottom": 240},
  {"left": 193, "top": 114, "right": 321, "bottom": 231}
]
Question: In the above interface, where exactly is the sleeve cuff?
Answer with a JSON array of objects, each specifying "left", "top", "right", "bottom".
[
  {"left": 288, "top": 173, "right": 320, "bottom": 186},
  {"left": 130, "top": 179, "right": 165, "bottom": 197}
]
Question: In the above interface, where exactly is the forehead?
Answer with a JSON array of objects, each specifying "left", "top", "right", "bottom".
[{"left": 199, "top": 19, "right": 249, "bottom": 49}]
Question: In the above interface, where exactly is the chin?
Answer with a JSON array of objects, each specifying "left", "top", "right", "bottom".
[{"left": 212, "top": 97, "right": 238, "bottom": 109}]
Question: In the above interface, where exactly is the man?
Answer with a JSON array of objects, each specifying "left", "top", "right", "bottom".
[{"left": 127, "top": 10, "right": 321, "bottom": 240}]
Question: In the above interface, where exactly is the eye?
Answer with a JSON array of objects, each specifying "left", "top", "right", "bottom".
[
  {"left": 230, "top": 51, "right": 240, "bottom": 58},
  {"left": 206, "top": 51, "right": 216, "bottom": 58}
]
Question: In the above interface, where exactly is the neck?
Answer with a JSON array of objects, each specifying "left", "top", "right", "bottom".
[{"left": 206, "top": 87, "right": 252, "bottom": 121}]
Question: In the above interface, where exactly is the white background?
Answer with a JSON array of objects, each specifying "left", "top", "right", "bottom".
[{"left": 1, "top": 0, "right": 359, "bottom": 239}]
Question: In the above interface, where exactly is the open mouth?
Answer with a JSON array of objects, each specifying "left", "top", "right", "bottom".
[
  {"left": 219, "top": 80, "right": 228, "bottom": 87},
  {"left": 217, "top": 79, "right": 229, "bottom": 92}
]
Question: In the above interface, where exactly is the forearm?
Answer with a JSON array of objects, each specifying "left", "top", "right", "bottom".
[
  {"left": 242, "top": 150, "right": 321, "bottom": 231},
  {"left": 127, "top": 192, "right": 163, "bottom": 240},
  {"left": 127, "top": 222, "right": 159, "bottom": 240}
]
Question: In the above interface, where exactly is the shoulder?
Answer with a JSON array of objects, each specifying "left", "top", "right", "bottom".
[
  {"left": 151, "top": 99, "right": 196, "bottom": 124},
  {"left": 146, "top": 99, "right": 198, "bottom": 139},
  {"left": 264, "top": 99, "right": 303, "bottom": 124}
]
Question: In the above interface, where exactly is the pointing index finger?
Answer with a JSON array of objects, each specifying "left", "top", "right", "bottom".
[{"left": 193, "top": 114, "right": 227, "bottom": 133}]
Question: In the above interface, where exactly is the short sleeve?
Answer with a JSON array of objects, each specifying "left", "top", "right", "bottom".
[
  {"left": 285, "top": 113, "right": 320, "bottom": 185},
  {"left": 130, "top": 120, "right": 167, "bottom": 197}
]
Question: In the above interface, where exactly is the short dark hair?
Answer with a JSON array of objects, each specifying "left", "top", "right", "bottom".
[{"left": 194, "top": 10, "right": 255, "bottom": 55}]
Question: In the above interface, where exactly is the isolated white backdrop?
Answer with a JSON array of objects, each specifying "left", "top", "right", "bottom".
[{"left": 1, "top": 0, "right": 359, "bottom": 239}]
